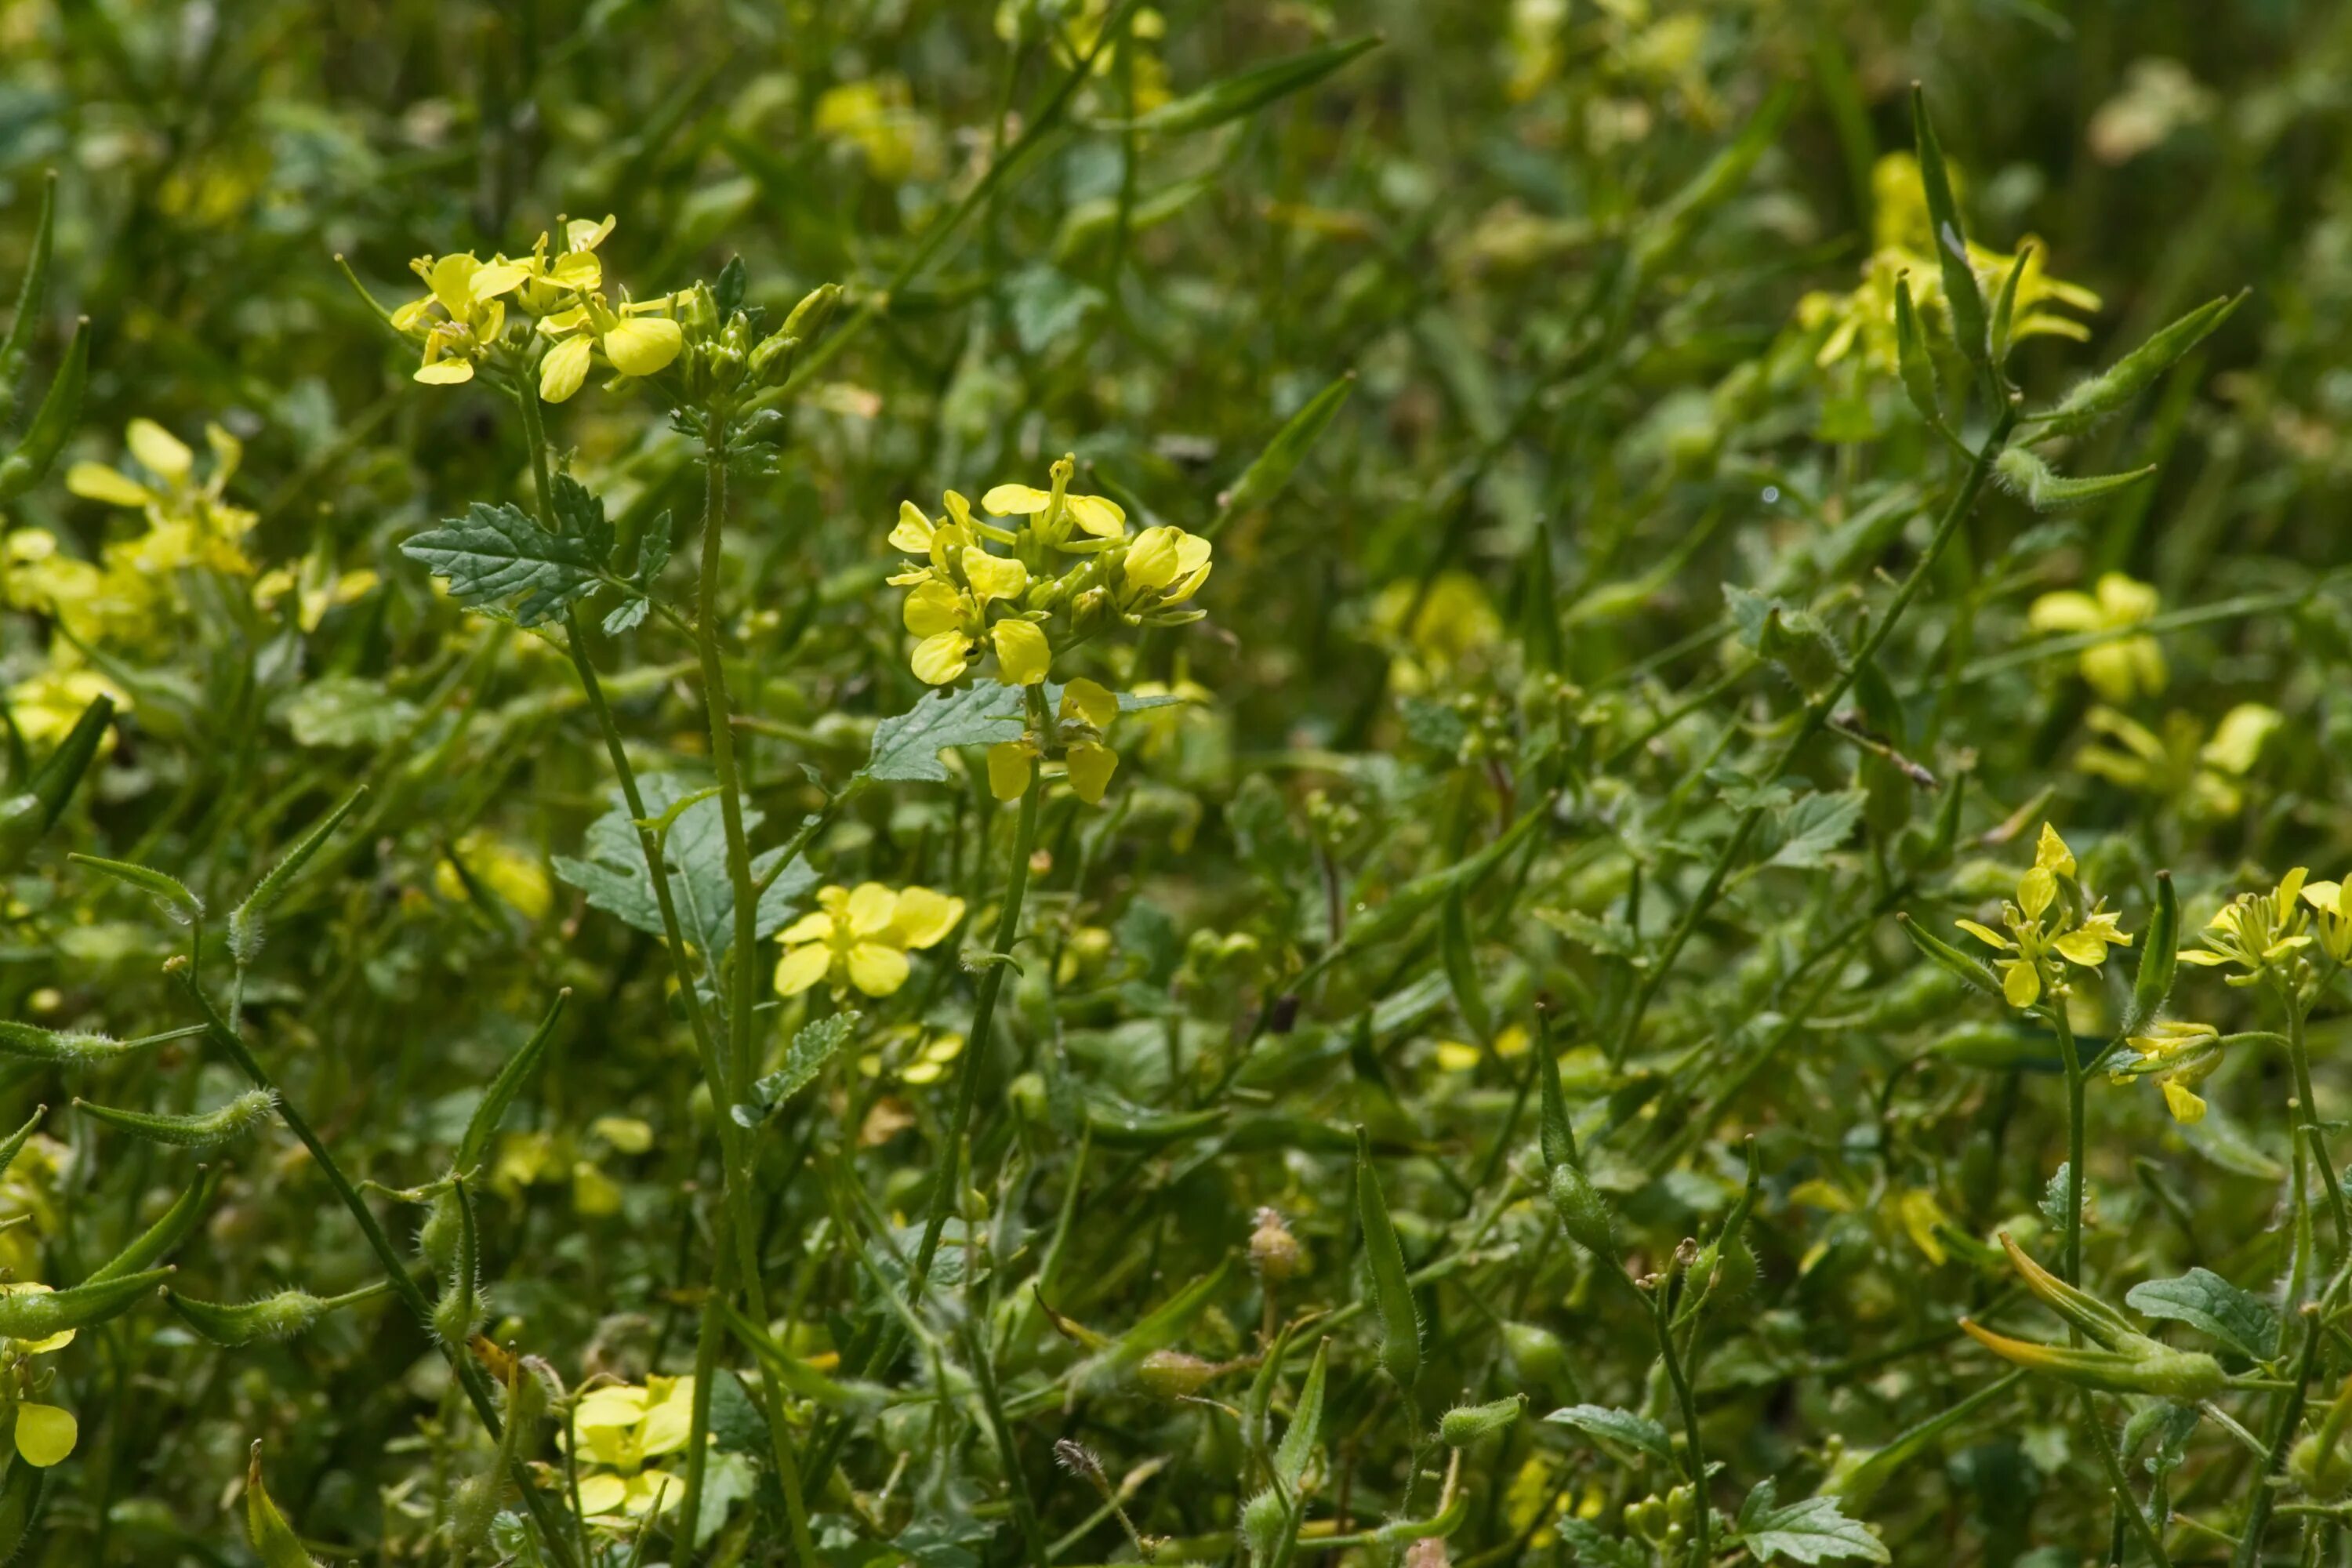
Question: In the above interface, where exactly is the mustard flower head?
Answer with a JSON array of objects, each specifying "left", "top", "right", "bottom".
[
  {"left": 1955, "top": 824, "right": 2133, "bottom": 1008},
  {"left": 394, "top": 252, "right": 523, "bottom": 385},
  {"left": 775, "top": 884, "right": 967, "bottom": 998},
  {"left": 2108, "top": 1020, "right": 2225, "bottom": 1124},
  {"left": 0, "top": 1283, "right": 80, "bottom": 1468},
  {"left": 66, "top": 417, "right": 260, "bottom": 579},
  {"left": 2177, "top": 866, "right": 2310, "bottom": 981},
  {"left": 2027, "top": 572, "right": 2165, "bottom": 703},
  {"left": 568, "top": 1376, "right": 698, "bottom": 1523}
]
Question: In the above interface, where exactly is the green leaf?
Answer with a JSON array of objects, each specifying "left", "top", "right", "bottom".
[
  {"left": 738, "top": 1011, "right": 862, "bottom": 1124},
  {"left": 862, "top": 682, "right": 1026, "bottom": 783},
  {"left": 2125, "top": 1269, "right": 2279, "bottom": 1360},
  {"left": 1116, "top": 35, "right": 1381, "bottom": 136},
  {"left": 552, "top": 773, "right": 814, "bottom": 960},
  {"left": 401, "top": 501, "right": 604, "bottom": 626},
  {"left": 1544, "top": 1404, "right": 1675, "bottom": 1465},
  {"left": 0, "top": 691, "right": 113, "bottom": 870},
  {"left": 247, "top": 1444, "right": 324, "bottom": 1568},
  {"left": 550, "top": 471, "right": 617, "bottom": 564},
  {"left": 1768, "top": 789, "right": 1867, "bottom": 869},
  {"left": 276, "top": 675, "right": 420, "bottom": 750},
  {"left": 1911, "top": 85, "right": 1987, "bottom": 372},
  {"left": 0, "top": 171, "right": 57, "bottom": 417},
  {"left": 1354, "top": 1126, "right": 1421, "bottom": 1392},
  {"left": 1556, "top": 1519, "right": 1648, "bottom": 1568},
  {"left": 1735, "top": 1481, "right": 1889, "bottom": 1565}
]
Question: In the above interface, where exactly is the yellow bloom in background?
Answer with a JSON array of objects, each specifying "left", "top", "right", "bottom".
[
  {"left": 775, "top": 884, "right": 966, "bottom": 998},
  {"left": 2028, "top": 572, "right": 2165, "bottom": 702},
  {"left": 814, "top": 75, "right": 944, "bottom": 183},
  {"left": 5, "top": 664, "right": 128, "bottom": 748},
  {"left": 252, "top": 549, "right": 381, "bottom": 632},
  {"left": 433, "top": 830, "right": 554, "bottom": 921},
  {"left": 569, "top": 1377, "right": 698, "bottom": 1522},
  {"left": 67, "top": 417, "right": 261, "bottom": 581},
  {"left": 2074, "top": 702, "right": 2279, "bottom": 818},
  {"left": 1432, "top": 1022, "right": 1532, "bottom": 1073},
  {"left": 901, "top": 1031, "right": 966, "bottom": 1086},
  {"left": 0, "top": 1282, "right": 79, "bottom": 1468},
  {"left": 1373, "top": 571, "right": 1503, "bottom": 696}
]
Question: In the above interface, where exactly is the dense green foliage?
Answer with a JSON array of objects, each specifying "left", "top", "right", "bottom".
[{"left": 2, "top": 2, "right": 2352, "bottom": 1564}]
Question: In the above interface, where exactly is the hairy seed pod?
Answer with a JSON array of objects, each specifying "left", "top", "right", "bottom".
[
  {"left": 167, "top": 1289, "right": 328, "bottom": 1347},
  {"left": 76, "top": 1088, "right": 277, "bottom": 1150},
  {"left": 1439, "top": 1396, "right": 1523, "bottom": 1446},
  {"left": 1548, "top": 1161, "right": 1618, "bottom": 1261},
  {"left": 1249, "top": 1207, "right": 1303, "bottom": 1283},
  {"left": 1502, "top": 1321, "right": 1571, "bottom": 1395},
  {"left": 1240, "top": 1487, "right": 1287, "bottom": 1562},
  {"left": 1137, "top": 1350, "right": 1220, "bottom": 1399},
  {"left": 416, "top": 1189, "right": 462, "bottom": 1276},
  {"left": 0, "top": 1022, "right": 205, "bottom": 1065}
]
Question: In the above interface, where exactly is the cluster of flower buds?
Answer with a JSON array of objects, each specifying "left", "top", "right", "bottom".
[{"left": 666, "top": 274, "right": 840, "bottom": 412}]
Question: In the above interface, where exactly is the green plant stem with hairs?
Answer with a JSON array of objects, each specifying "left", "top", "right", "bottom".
[{"left": 1606, "top": 402, "right": 2020, "bottom": 1067}]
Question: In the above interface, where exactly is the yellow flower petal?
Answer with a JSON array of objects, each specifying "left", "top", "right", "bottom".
[
  {"left": 2054, "top": 927, "right": 2115, "bottom": 966},
  {"left": 910, "top": 631, "right": 972, "bottom": 685},
  {"left": 415, "top": 358, "right": 476, "bottom": 386},
  {"left": 13, "top": 1403, "right": 75, "bottom": 1468},
  {"left": 845, "top": 942, "right": 911, "bottom": 997},
  {"left": 844, "top": 883, "right": 898, "bottom": 936},
  {"left": 1434, "top": 1040, "right": 1483, "bottom": 1073},
  {"left": 2018, "top": 866, "right": 2056, "bottom": 921},
  {"left": 575, "top": 1473, "right": 629, "bottom": 1517},
  {"left": 891, "top": 887, "right": 965, "bottom": 949},
  {"left": 470, "top": 261, "right": 531, "bottom": 302},
  {"left": 2303, "top": 880, "right": 2343, "bottom": 917},
  {"left": 982, "top": 484, "right": 1051, "bottom": 515},
  {"left": 2002, "top": 959, "right": 2041, "bottom": 1008},
  {"left": 2161, "top": 1081, "right": 2207, "bottom": 1124},
  {"left": 988, "top": 741, "right": 1034, "bottom": 801},
  {"left": 65, "top": 463, "right": 155, "bottom": 508},
  {"left": 903, "top": 579, "right": 968, "bottom": 637},
  {"left": 779, "top": 910, "right": 833, "bottom": 945},
  {"left": 993, "top": 619, "right": 1051, "bottom": 685},
  {"left": 961, "top": 547, "right": 1029, "bottom": 604},
  {"left": 1123, "top": 525, "right": 1185, "bottom": 591},
  {"left": 602, "top": 316, "right": 683, "bottom": 378},
  {"left": 775, "top": 942, "right": 832, "bottom": 996},
  {"left": 125, "top": 418, "right": 194, "bottom": 481},
  {"left": 1065, "top": 494, "right": 1128, "bottom": 538},
  {"left": 428, "top": 252, "right": 482, "bottom": 318},
  {"left": 888, "top": 501, "right": 935, "bottom": 553},
  {"left": 1065, "top": 740, "right": 1118, "bottom": 804},
  {"left": 539, "top": 333, "right": 593, "bottom": 404},
  {"left": 1955, "top": 919, "right": 2013, "bottom": 952},
  {"left": 1059, "top": 677, "right": 1119, "bottom": 731},
  {"left": 2026, "top": 590, "right": 2103, "bottom": 633},
  {"left": 2033, "top": 823, "right": 2076, "bottom": 878}
]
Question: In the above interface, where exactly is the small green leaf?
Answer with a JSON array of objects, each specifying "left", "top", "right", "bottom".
[
  {"left": 68, "top": 853, "right": 203, "bottom": 920},
  {"left": 739, "top": 1011, "right": 862, "bottom": 1123},
  {"left": 1218, "top": 372, "right": 1353, "bottom": 525},
  {"left": 553, "top": 774, "right": 812, "bottom": 960},
  {"left": 1768, "top": 789, "right": 1867, "bottom": 869},
  {"left": 1274, "top": 1337, "right": 1327, "bottom": 1491},
  {"left": 1544, "top": 1404, "right": 1676, "bottom": 1465},
  {"left": 862, "top": 683, "right": 1027, "bottom": 784},
  {"left": 2125, "top": 1269, "right": 2279, "bottom": 1361},
  {"left": 1734, "top": 1480, "right": 1890, "bottom": 1565},
  {"left": 401, "top": 501, "right": 604, "bottom": 626}
]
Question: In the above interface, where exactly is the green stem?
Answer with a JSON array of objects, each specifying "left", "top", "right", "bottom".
[
  {"left": 2049, "top": 1000, "right": 2087, "bottom": 1287},
  {"left": 1606, "top": 404, "right": 2018, "bottom": 1065},
  {"left": 173, "top": 971, "right": 582, "bottom": 1568},
  {"left": 2236, "top": 1307, "right": 2324, "bottom": 1568},
  {"left": 2281, "top": 975, "right": 2352, "bottom": 1254},
  {"left": 2082, "top": 1388, "right": 2174, "bottom": 1568},
  {"left": 1653, "top": 1280, "right": 1711, "bottom": 1568}
]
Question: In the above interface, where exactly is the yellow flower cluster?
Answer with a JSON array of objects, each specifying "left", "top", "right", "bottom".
[
  {"left": 1955, "top": 824, "right": 2133, "bottom": 1007},
  {"left": 394, "top": 216, "right": 682, "bottom": 398},
  {"left": 2028, "top": 572, "right": 2165, "bottom": 702},
  {"left": 775, "top": 882, "right": 966, "bottom": 1000},
  {"left": 1797, "top": 154, "right": 2100, "bottom": 377}
]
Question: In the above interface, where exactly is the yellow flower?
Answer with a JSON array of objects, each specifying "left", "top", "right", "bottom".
[
  {"left": 901, "top": 1031, "right": 966, "bottom": 1086},
  {"left": 2027, "top": 572, "right": 2166, "bottom": 702},
  {"left": 66, "top": 418, "right": 260, "bottom": 582},
  {"left": 2302, "top": 878, "right": 2352, "bottom": 964},
  {"left": 1955, "top": 824, "right": 2132, "bottom": 1011},
  {"left": 775, "top": 884, "right": 966, "bottom": 998},
  {"left": 2074, "top": 703, "right": 2280, "bottom": 819},
  {"left": 2179, "top": 867, "right": 2310, "bottom": 976},
  {"left": 252, "top": 550, "right": 380, "bottom": 633},
  {"left": 535, "top": 298, "right": 684, "bottom": 401},
  {"left": 1119, "top": 524, "right": 1213, "bottom": 612},
  {"left": 982, "top": 456, "right": 1127, "bottom": 543},
  {"left": 569, "top": 1377, "right": 699, "bottom": 1523},
  {"left": 515, "top": 215, "right": 615, "bottom": 315},
  {"left": 814, "top": 75, "right": 944, "bottom": 183},
  {"left": 0, "top": 1283, "right": 78, "bottom": 1468},
  {"left": 1372, "top": 572, "right": 1503, "bottom": 695},
  {"left": 432, "top": 830, "right": 554, "bottom": 921},
  {"left": 993, "top": 619, "right": 1051, "bottom": 685},
  {"left": 5, "top": 665, "right": 129, "bottom": 748},
  {"left": 2110, "top": 1020, "right": 2223, "bottom": 1122},
  {"left": 393, "top": 252, "right": 523, "bottom": 385}
]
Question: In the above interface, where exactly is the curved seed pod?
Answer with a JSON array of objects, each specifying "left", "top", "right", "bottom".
[
  {"left": 1959, "top": 1319, "right": 2223, "bottom": 1399},
  {"left": 91, "top": 1165, "right": 221, "bottom": 1282},
  {"left": 1439, "top": 1396, "right": 1523, "bottom": 1446},
  {"left": 2122, "top": 870, "right": 2179, "bottom": 1038},
  {"left": 0, "top": 1452, "right": 43, "bottom": 1565},
  {"left": 76, "top": 1088, "right": 278, "bottom": 1150},
  {"left": 227, "top": 786, "right": 368, "bottom": 966},
  {"left": 167, "top": 1283, "right": 388, "bottom": 1347},
  {"left": 1893, "top": 274, "right": 1943, "bottom": 430},
  {"left": 0, "top": 1268, "right": 169, "bottom": 1339},
  {"left": 245, "top": 1443, "right": 321, "bottom": 1567},
  {"left": 67, "top": 853, "right": 202, "bottom": 921},
  {"left": 1440, "top": 889, "right": 1491, "bottom": 1046},
  {"left": 1994, "top": 445, "right": 2154, "bottom": 511},
  {"left": 430, "top": 1174, "right": 484, "bottom": 1347},
  {"left": 1353, "top": 1126, "right": 1421, "bottom": 1393},
  {"left": 455, "top": 989, "right": 569, "bottom": 1174},
  {"left": 0, "top": 170, "right": 57, "bottom": 414},
  {"left": 1548, "top": 1161, "right": 1618, "bottom": 1262},
  {"left": 1218, "top": 371, "right": 1352, "bottom": 526},
  {"left": 2030, "top": 292, "right": 2245, "bottom": 439},
  {"left": 0, "top": 1022, "right": 207, "bottom": 1065},
  {"left": 0, "top": 693, "right": 114, "bottom": 872},
  {"left": 1536, "top": 1010, "right": 1576, "bottom": 1172}
]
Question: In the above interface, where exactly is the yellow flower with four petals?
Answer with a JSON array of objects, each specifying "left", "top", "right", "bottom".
[
  {"left": 1955, "top": 824, "right": 2133, "bottom": 1007},
  {"left": 775, "top": 883, "right": 967, "bottom": 999}
]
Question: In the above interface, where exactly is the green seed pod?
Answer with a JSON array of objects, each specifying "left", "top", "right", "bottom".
[
  {"left": 0, "top": 1105, "right": 42, "bottom": 1185},
  {"left": 0, "top": 1269, "right": 169, "bottom": 1341},
  {"left": 0, "top": 692, "right": 113, "bottom": 874},
  {"left": 1849, "top": 965, "right": 1965, "bottom": 1031},
  {"left": 2030, "top": 292, "right": 2245, "bottom": 440},
  {"left": 0, "top": 1022, "right": 205, "bottom": 1066},
  {"left": 1136, "top": 1349, "right": 1221, "bottom": 1399},
  {"left": 92, "top": 1165, "right": 221, "bottom": 1282},
  {"left": 1960, "top": 1319, "right": 2225, "bottom": 1399},
  {"left": 0, "top": 171, "right": 57, "bottom": 418},
  {"left": 2291, "top": 1433, "right": 2352, "bottom": 1502},
  {"left": 1440, "top": 887, "right": 1492, "bottom": 1046},
  {"left": 0, "top": 1455, "right": 43, "bottom": 1564},
  {"left": 1929, "top": 1022, "right": 2060, "bottom": 1072},
  {"left": 166, "top": 1288, "right": 341, "bottom": 1347},
  {"left": 447, "top": 1472, "right": 504, "bottom": 1555},
  {"left": 1240, "top": 1488, "right": 1288, "bottom": 1562},
  {"left": 1439, "top": 1396, "right": 1523, "bottom": 1446},
  {"left": 1994, "top": 445, "right": 2154, "bottom": 511},
  {"left": 1911, "top": 85, "right": 1987, "bottom": 370},
  {"left": 1501, "top": 1321, "right": 1571, "bottom": 1396},
  {"left": 416, "top": 1188, "right": 462, "bottom": 1276},
  {"left": 1548, "top": 1161, "right": 1618, "bottom": 1262},
  {"left": 0, "top": 316, "right": 89, "bottom": 503},
  {"left": 430, "top": 1176, "right": 483, "bottom": 1347},
  {"left": 1354, "top": 1127, "right": 1422, "bottom": 1393},
  {"left": 76, "top": 1089, "right": 278, "bottom": 1150},
  {"left": 227, "top": 786, "right": 368, "bottom": 967},
  {"left": 1894, "top": 913, "right": 2003, "bottom": 1000},
  {"left": 2122, "top": 870, "right": 2179, "bottom": 1038},
  {"left": 1757, "top": 606, "right": 1846, "bottom": 702},
  {"left": 1893, "top": 274, "right": 1943, "bottom": 430},
  {"left": 245, "top": 1443, "right": 321, "bottom": 1568}
]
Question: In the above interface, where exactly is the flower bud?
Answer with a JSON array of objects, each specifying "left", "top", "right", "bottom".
[{"left": 1249, "top": 1207, "right": 1303, "bottom": 1283}]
